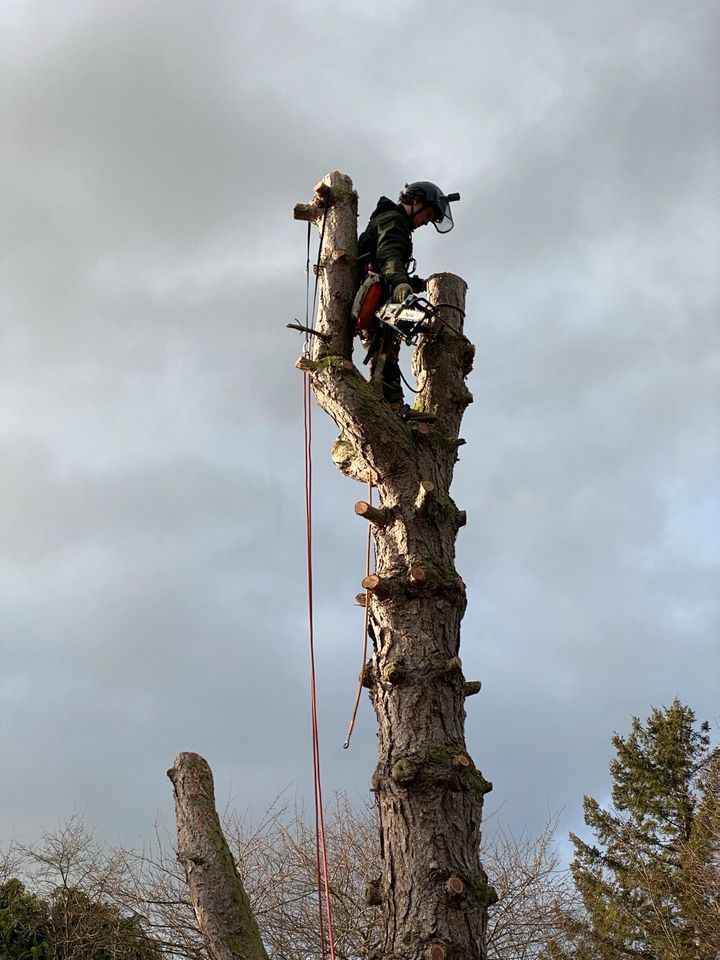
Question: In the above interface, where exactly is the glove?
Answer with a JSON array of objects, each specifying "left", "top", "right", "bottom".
[{"left": 392, "top": 283, "right": 413, "bottom": 303}]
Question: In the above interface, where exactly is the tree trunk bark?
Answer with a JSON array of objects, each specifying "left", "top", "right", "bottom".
[
  {"left": 293, "top": 170, "right": 358, "bottom": 362},
  {"left": 294, "top": 174, "right": 494, "bottom": 960},
  {"left": 167, "top": 752, "right": 269, "bottom": 960}
]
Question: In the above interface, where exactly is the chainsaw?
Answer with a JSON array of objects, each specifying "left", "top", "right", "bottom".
[{"left": 374, "top": 294, "right": 438, "bottom": 345}]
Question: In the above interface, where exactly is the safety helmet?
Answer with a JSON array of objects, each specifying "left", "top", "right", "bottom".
[{"left": 401, "top": 181, "right": 460, "bottom": 233}]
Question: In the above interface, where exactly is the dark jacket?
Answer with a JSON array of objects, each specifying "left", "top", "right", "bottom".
[{"left": 357, "top": 197, "right": 413, "bottom": 293}]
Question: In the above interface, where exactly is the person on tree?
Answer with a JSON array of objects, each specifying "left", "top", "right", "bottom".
[{"left": 354, "top": 181, "right": 460, "bottom": 409}]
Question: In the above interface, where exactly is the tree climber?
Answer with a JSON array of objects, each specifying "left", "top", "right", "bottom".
[{"left": 353, "top": 181, "right": 460, "bottom": 408}]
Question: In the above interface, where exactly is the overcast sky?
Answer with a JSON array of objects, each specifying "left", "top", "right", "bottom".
[{"left": 2, "top": 0, "right": 718, "bottom": 860}]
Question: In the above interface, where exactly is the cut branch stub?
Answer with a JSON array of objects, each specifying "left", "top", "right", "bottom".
[
  {"left": 332, "top": 434, "right": 375, "bottom": 484},
  {"left": 362, "top": 573, "right": 391, "bottom": 598},
  {"left": 365, "top": 877, "right": 383, "bottom": 906},
  {"left": 436, "top": 655, "right": 463, "bottom": 675},
  {"left": 297, "top": 356, "right": 354, "bottom": 373},
  {"left": 381, "top": 659, "right": 406, "bottom": 685},
  {"left": 355, "top": 500, "right": 390, "bottom": 526},
  {"left": 295, "top": 356, "right": 316, "bottom": 372},
  {"left": 292, "top": 201, "right": 324, "bottom": 223},
  {"left": 391, "top": 757, "right": 418, "bottom": 784},
  {"left": 414, "top": 479, "right": 435, "bottom": 516},
  {"left": 361, "top": 660, "right": 375, "bottom": 688},
  {"left": 446, "top": 875, "right": 467, "bottom": 897}
]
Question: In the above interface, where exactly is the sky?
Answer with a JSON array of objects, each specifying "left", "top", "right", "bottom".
[{"left": 1, "top": 0, "right": 718, "bottom": 861}]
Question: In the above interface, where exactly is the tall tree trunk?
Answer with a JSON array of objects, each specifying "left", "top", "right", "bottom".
[{"left": 294, "top": 173, "right": 494, "bottom": 960}]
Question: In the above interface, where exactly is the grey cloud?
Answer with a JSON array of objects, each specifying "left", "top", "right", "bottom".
[{"left": 1, "top": 0, "right": 718, "bottom": 853}]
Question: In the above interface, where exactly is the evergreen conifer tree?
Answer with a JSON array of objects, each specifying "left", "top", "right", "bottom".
[
  {"left": 565, "top": 700, "right": 719, "bottom": 960},
  {"left": 0, "top": 878, "right": 50, "bottom": 960}
]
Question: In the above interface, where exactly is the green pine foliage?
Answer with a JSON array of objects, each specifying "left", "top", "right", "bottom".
[
  {"left": 565, "top": 700, "right": 720, "bottom": 960},
  {"left": 0, "top": 879, "right": 50, "bottom": 959},
  {"left": 0, "top": 878, "right": 162, "bottom": 960},
  {"left": 48, "top": 887, "right": 163, "bottom": 959}
]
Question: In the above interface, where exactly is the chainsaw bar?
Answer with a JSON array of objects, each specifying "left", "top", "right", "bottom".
[{"left": 375, "top": 295, "right": 438, "bottom": 345}]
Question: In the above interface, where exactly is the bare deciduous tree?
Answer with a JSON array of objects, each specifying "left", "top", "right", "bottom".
[
  {"left": 482, "top": 815, "right": 575, "bottom": 959},
  {"left": 4, "top": 803, "right": 578, "bottom": 960},
  {"left": 8, "top": 813, "right": 161, "bottom": 958}
]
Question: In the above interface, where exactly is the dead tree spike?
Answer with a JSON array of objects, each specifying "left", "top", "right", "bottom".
[
  {"left": 168, "top": 753, "right": 269, "bottom": 960},
  {"left": 292, "top": 171, "right": 358, "bottom": 359}
]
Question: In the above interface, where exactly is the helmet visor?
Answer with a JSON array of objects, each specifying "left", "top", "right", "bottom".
[{"left": 431, "top": 195, "right": 455, "bottom": 233}]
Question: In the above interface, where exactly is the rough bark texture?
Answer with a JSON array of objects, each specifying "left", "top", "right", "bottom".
[
  {"left": 294, "top": 174, "right": 493, "bottom": 960},
  {"left": 167, "top": 752, "right": 269, "bottom": 960},
  {"left": 293, "top": 170, "right": 358, "bottom": 361}
]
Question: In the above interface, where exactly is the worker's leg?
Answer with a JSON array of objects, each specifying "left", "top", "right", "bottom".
[
  {"left": 363, "top": 329, "right": 404, "bottom": 407},
  {"left": 381, "top": 334, "right": 404, "bottom": 407}
]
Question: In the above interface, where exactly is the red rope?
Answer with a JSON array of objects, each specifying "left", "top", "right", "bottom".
[{"left": 302, "top": 371, "right": 337, "bottom": 960}]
